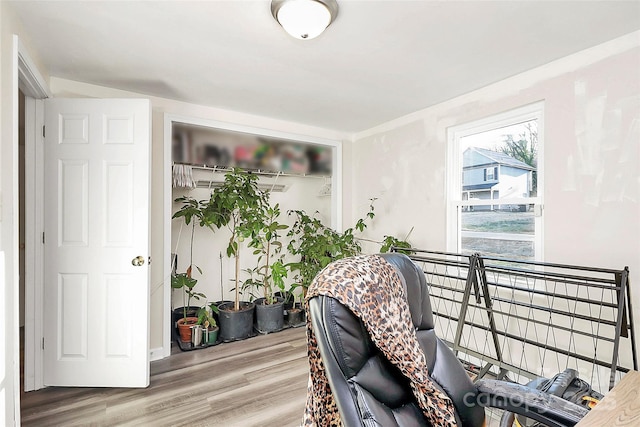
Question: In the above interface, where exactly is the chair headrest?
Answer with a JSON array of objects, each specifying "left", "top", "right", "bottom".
[{"left": 379, "top": 253, "right": 435, "bottom": 331}]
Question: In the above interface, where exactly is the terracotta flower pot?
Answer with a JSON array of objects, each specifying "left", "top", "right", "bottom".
[
  {"left": 176, "top": 317, "right": 198, "bottom": 343},
  {"left": 172, "top": 306, "right": 199, "bottom": 342}
]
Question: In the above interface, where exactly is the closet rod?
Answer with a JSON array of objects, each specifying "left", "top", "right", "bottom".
[{"left": 173, "top": 162, "right": 329, "bottom": 179}]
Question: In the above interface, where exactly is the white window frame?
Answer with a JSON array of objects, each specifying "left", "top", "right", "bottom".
[{"left": 446, "top": 102, "right": 545, "bottom": 261}]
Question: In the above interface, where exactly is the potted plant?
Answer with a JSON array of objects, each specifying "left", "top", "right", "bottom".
[
  {"left": 242, "top": 202, "right": 290, "bottom": 333},
  {"left": 286, "top": 199, "right": 376, "bottom": 294},
  {"left": 380, "top": 226, "right": 414, "bottom": 255},
  {"left": 171, "top": 196, "right": 207, "bottom": 343},
  {"left": 285, "top": 285, "right": 304, "bottom": 326},
  {"left": 197, "top": 304, "right": 220, "bottom": 345},
  {"left": 172, "top": 272, "right": 206, "bottom": 342},
  {"left": 201, "top": 168, "right": 265, "bottom": 341}
]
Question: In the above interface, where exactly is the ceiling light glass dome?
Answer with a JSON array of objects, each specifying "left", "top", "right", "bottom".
[{"left": 271, "top": 0, "right": 339, "bottom": 40}]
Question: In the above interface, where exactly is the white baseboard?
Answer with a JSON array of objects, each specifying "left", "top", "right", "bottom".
[{"left": 150, "top": 346, "right": 169, "bottom": 362}]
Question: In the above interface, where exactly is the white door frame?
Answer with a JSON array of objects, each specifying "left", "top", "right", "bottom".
[
  {"left": 162, "top": 113, "right": 343, "bottom": 358},
  {"left": 17, "top": 35, "right": 51, "bottom": 392}
]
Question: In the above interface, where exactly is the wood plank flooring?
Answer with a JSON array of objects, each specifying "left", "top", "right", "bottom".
[{"left": 21, "top": 327, "right": 309, "bottom": 427}]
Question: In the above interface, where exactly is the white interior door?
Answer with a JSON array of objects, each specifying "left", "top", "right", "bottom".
[{"left": 43, "top": 98, "right": 151, "bottom": 387}]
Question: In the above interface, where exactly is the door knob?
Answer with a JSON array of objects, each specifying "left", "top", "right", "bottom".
[{"left": 131, "top": 256, "right": 145, "bottom": 266}]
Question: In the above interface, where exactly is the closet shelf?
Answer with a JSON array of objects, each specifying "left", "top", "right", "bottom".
[{"left": 173, "top": 162, "right": 329, "bottom": 179}]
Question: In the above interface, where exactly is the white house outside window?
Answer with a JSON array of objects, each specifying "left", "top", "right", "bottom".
[{"left": 446, "top": 103, "right": 544, "bottom": 261}]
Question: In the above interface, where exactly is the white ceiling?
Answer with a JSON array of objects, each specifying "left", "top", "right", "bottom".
[{"left": 9, "top": 0, "right": 640, "bottom": 133}]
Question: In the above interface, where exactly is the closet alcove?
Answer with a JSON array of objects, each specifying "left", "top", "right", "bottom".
[{"left": 168, "top": 117, "right": 340, "bottom": 320}]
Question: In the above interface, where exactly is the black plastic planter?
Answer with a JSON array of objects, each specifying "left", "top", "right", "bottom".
[
  {"left": 254, "top": 297, "right": 284, "bottom": 334},
  {"left": 212, "top": 300, "right": 232, "bottom": 326},
  {"left": 287, "top": 307, "right": 304, "bottom": 326},
  {"left": 218, "top": 301, "right": 255, "bottom": 342}
]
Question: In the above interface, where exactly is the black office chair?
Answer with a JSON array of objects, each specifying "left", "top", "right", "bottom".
[{"left": 307, "top": 253, "right": 589, "bottom": 427}]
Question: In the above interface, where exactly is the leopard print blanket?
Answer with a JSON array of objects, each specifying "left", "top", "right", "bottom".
[{"left": 302, "top": 254, "right": 458, "bottom": 427}]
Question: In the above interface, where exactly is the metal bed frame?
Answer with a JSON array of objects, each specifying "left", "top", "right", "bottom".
[{"left": 397, "top": 248, "right": 638, "bottom": 393}]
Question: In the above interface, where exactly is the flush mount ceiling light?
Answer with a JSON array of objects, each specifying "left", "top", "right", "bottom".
[{"left": 271, "top": 0, "right": 339, "bottom": 40}]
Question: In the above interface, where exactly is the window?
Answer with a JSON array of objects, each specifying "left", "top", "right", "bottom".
[
  {"left": 447, "top": 103, "right": 543, "bottom": 261},
  {"left": 485, "top": 167, "right": 497, "bottom": 181}
]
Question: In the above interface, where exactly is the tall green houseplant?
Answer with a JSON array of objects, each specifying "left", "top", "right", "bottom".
[
  {"left": 243, "top": 202, "right": 289, "bottom": 305},
  {"left": 201, "top": 168, "right": 268, "bottom": 311},
  {"left": 286, "top": 199, "right": 376, "bottom": 293}
]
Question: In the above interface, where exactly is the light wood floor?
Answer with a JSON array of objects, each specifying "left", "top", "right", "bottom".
[{"left": 21, "top": 327, "right": 309, "bottom": 427}]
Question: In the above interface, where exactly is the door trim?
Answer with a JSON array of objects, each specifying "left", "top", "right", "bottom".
[
  {"left": 18, "top": 35, "right": 50, "bottom": 392},
  {"left": 23, "top": 97, "right": 45, "bottom": 391},
  {"left": 18, "top": 38, "right": 52, "bottom": 99}
]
